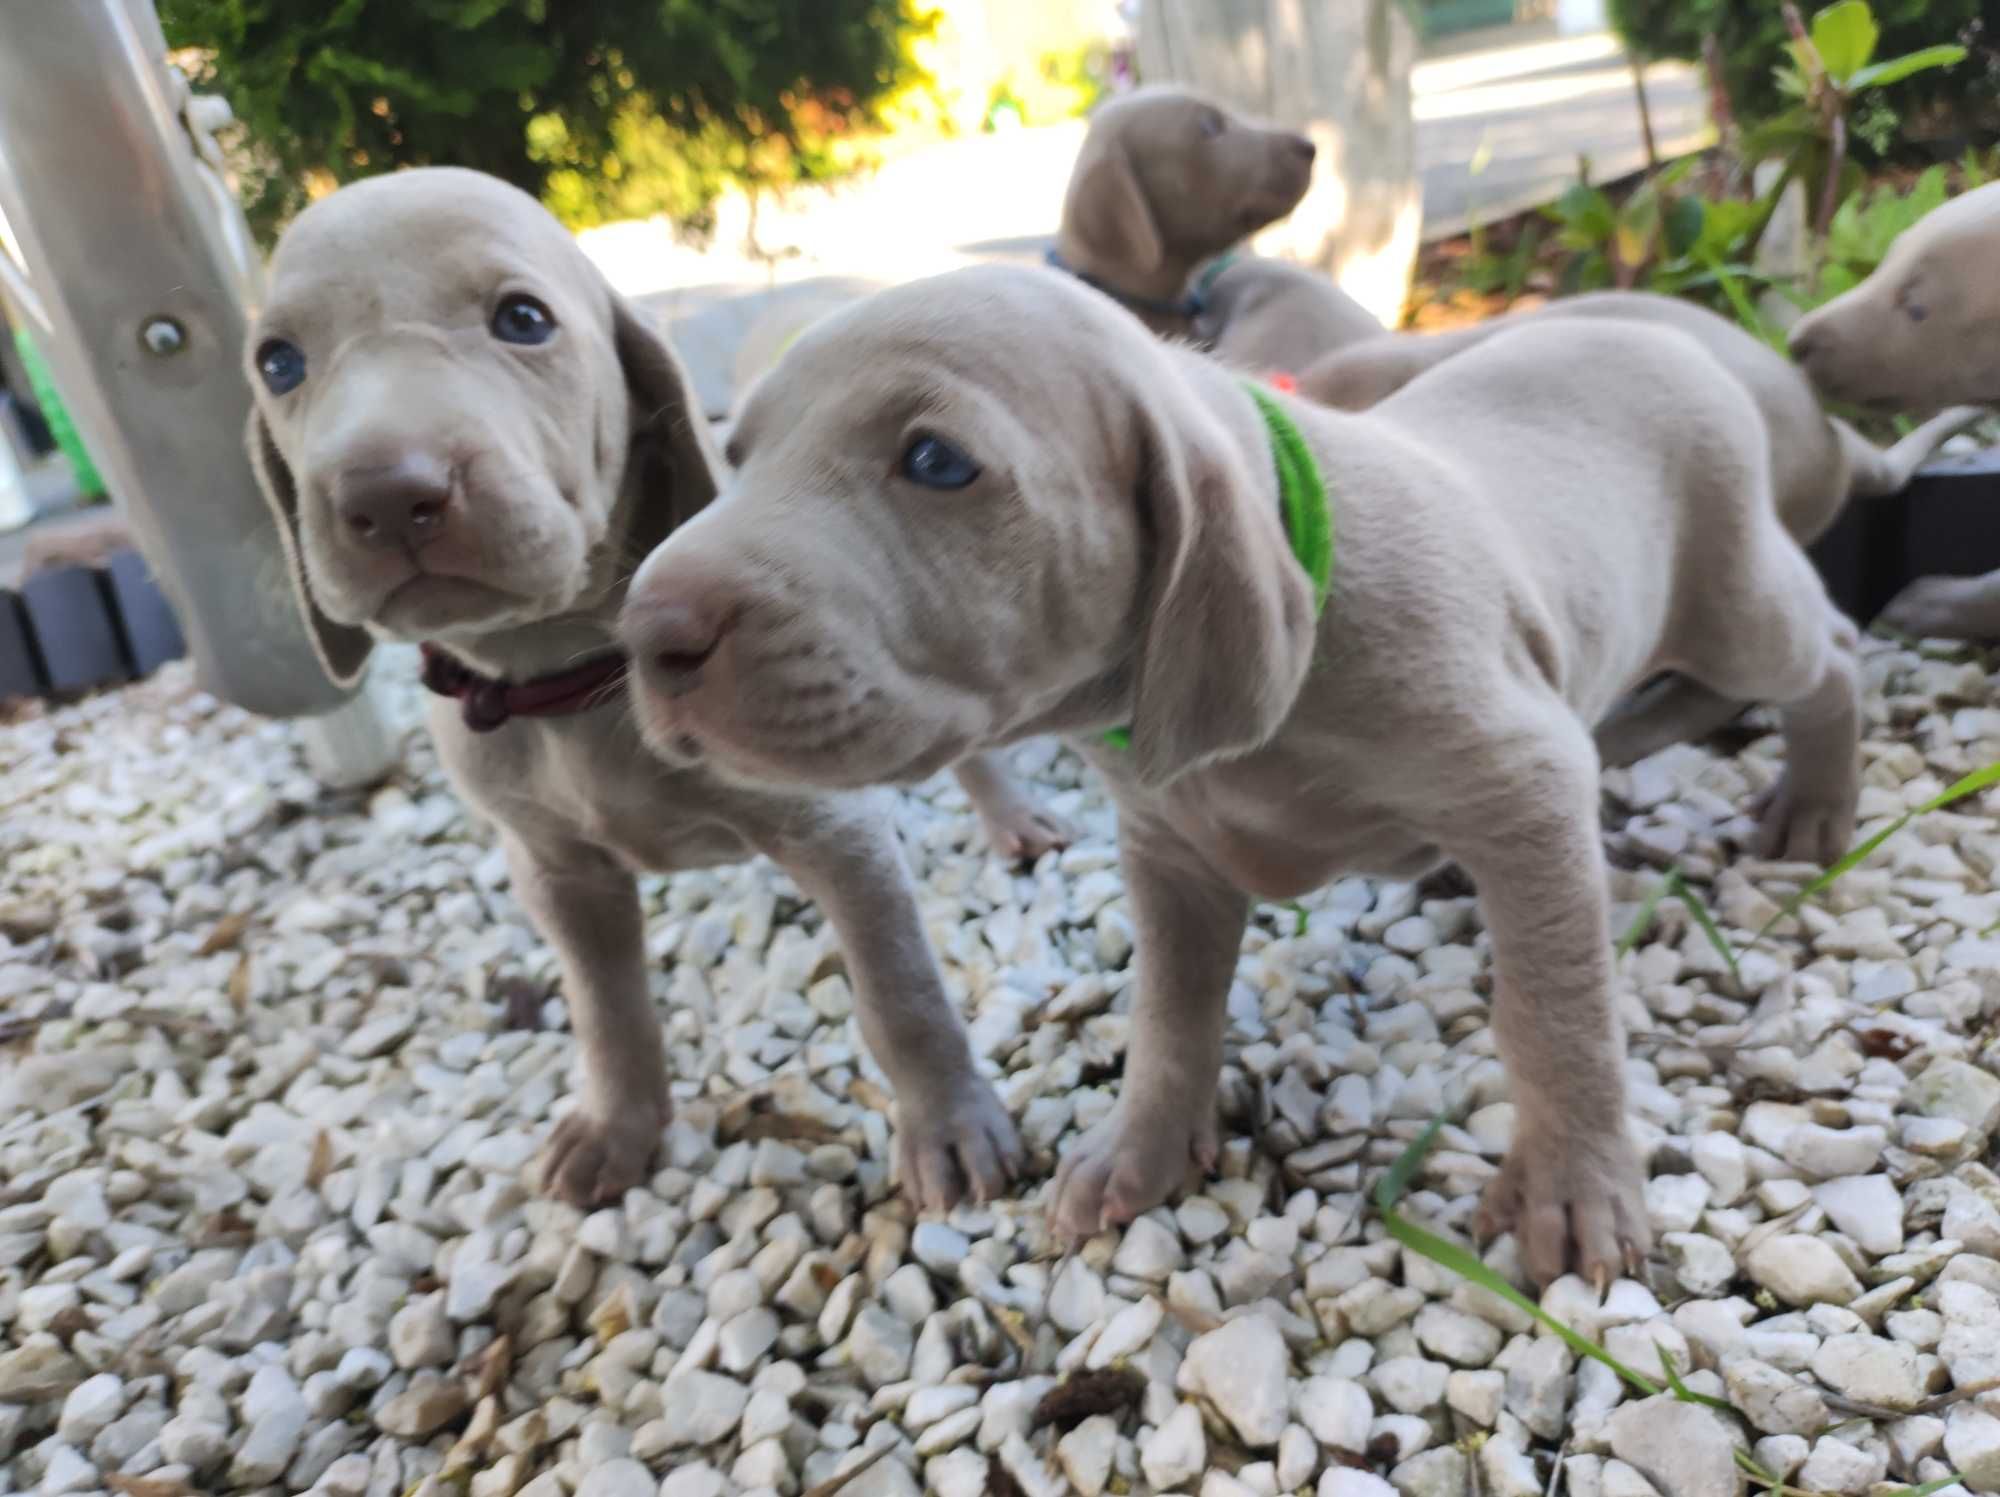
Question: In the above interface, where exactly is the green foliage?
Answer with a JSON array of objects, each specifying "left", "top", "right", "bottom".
[
  {"left": 985, "top": 44, "right": 1112, "bottom": 131},
  {"left": 1535, "top": 158, "right": 1777, "bottom": 320},
  {"left": 1610, "top": 0, "right": 1990, "bottom": 139},
  {"left": 1811, "top": 161, "right": 1952, "bottom": 300},
  {"left": 1740, "top": 2, "right": 1966, "bottom": 238},
  {"left": 159, "top": 0, "right": 928, "bottom": 242},
  {"left": 1456, "top": 219, "right": 1544, "bottom": 299}
]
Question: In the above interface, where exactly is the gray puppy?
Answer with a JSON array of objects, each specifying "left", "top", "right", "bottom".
[
  {"left": 616, "top": 265, "right": 1861, "bottom": 1284},
  {"left": 244, "top": 168, "right": 1024, "bottom": 1211},
  {"left": 1791, "top": 180, "right": 2000, "bottom": 640}
]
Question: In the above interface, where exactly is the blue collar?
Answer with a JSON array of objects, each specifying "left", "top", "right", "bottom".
[{"left": 1045, "top": 247, "right": 1238, "bottom": 322}]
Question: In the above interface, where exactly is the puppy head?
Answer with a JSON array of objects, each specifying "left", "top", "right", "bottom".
[
  {"left": 1060, "top": 85, "right": 1318, "bottom": 284},
  {"left": 245, "top": 167, "right": 715, "bottom": 654},
  {"left": 1790, "top": 181, "right": 2000, "bottom": 412},
  {"left": 619, "top": 264, "right": 1317, "bottom": 792}
]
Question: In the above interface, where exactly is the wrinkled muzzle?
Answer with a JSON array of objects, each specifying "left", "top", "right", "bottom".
[{"left": 617, "top": 504, "right": 993, "bottom": 790}]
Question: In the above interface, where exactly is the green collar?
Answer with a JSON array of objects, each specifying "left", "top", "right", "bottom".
[{"left": 1102, "top": 380, "right": 1332, "bottom": 751}]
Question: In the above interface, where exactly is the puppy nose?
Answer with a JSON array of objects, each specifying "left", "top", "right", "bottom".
[
  {"left": 336, "top": 454, "right": 454, "bottom": 551},
  {"left": 1788, "top": 325, "right": 1820, "bottom": 364},
  {"left": 1288, "top": 133, "right": 1317, "bottom": 165},
  {"left": 629, "top": 592, "right": 736, "bottom": 693}
]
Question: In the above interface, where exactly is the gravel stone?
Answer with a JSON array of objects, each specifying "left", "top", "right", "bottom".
[
  {"left": 1744, "top": 1234, "right": 1862, "bottom": 1307},
  {"left": 849, "top": 1305, "right": 915, "bottom": 1386},
  {"left": 1142, "top": 1403, "right": 1207, "bottom": 1490},
  {"left": 1392, "top": 1445, "right": 1470, "bottom": 1497},
  {"left": 1178, "top": 1314, "right": 1291, "bottom": 1447},
  {"left": 1813, "top": 1176, "right": 1905, "bottom": 1256},
  {"left": 1810, "top": 1333, "right": 1926, "bottom": 1412},
  {"left": 1299, "top": 1375, "right": 1375, "bottom": 1453},
  {"left": 1608, "top": 1396, "right": 1746, "bottom": 1497},
  {"left": 659, "top": 1371, "right": 749, "bottom": 1447},
  {"left": 1057, "top": 1414, "right": 1118, "bottom": 1497}
]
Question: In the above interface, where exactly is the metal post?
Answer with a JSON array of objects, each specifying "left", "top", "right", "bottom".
[{"left": 0, "top": 0, "right": 397, "bottom": 782}]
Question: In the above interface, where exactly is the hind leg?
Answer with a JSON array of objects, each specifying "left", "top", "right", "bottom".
[
  {"left": 1671, "top": 542, "right": 1860, "bottom": 865},
  {"left": 954, "top": 751, "right": 1071, "bottom": 864},
  {"left": 1755, "top": 641, "right": 1861, "bottom": 864}
]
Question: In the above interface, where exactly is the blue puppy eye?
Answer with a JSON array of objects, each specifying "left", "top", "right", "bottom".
[
  {"left": 256, "top": 339, "right": 306, "bottom": 395},
  {"left": 492, "top": 293, "right": 556, "bottom": 345},
  {"left": 900, "top": 434, "right": 980, "bottom": 489}
]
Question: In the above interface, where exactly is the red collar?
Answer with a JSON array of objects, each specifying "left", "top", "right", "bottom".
[{"left": 418, "top": 643, "right": 628, "bottom": 733}]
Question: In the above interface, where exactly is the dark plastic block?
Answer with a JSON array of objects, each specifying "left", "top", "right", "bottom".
[
  {"left": 0, "top": 590, "right": 43, "bottom": 700},
  {"left": 20, "top": 563, "right": 129, "bottom": 694},
  {"left": 103, "top": 547, "right": 186, "bottom": 677},
  {"left": 1809, "top": 449, "right": 2000, "bottom": 627}
]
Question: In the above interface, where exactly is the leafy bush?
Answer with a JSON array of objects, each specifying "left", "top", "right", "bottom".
[
  {"left": 1737, "top": 2, "right": 1965, "bottom": 240},
  {"left": 159, "top": 0, "right": 928, "bottom": 243},
  {"left": 1610, "top": 0, "right": 1993, "bottom": 145},
  {"left": 1802, "top": 149, "right": 1993, "bottom": 303}
]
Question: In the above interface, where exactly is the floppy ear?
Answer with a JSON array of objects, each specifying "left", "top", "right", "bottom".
[
  {"left": 1125, "top": 388, "right": 1318, "bottom": 788},
  {"left": 1063, "top": 133, "right": 1165, "bottom": 277},
  {"left": 244, "top": 407, "right": 375, "bottom": 691},
  {"left": 612, "top": 293, "right": 724, "bottom": 536}
]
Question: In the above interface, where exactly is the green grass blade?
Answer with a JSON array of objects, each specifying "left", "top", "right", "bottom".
[
  {"left": 1881, "top": 1477, "right": 1966, "bottom": 1497},
  {"left": 1374, "top": 1115, "right": 1446, "bottom": 1212},
  {"left": 1757, "top": 760, "right": 2000, "bottom": 939},
  {"left": 1655, "top": 1341, "right": 1738, "bottom": 1414},
  {"left": 1670, "top": 872, "right": 1743, "bottom": 986},
  {"left": 1735, "top": 1450, "right": 1784, "bottom": 1493},
  {"left": 1375, "top": 1124, "right": 1663, "bottom": 1398},
  {"left": 1704, "top": 252, "right": 1780, "bottom": 348},
  {"left": 1616, "top": 866, "right": 1679, "bottom": 956},
  {"left": 1379, "top": 1206, "right": 1664, "bottom": 1398}
]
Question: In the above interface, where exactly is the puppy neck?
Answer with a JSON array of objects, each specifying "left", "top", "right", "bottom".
[{"left": 1046, "top": 233, "right": 1204, "bottom": 338}]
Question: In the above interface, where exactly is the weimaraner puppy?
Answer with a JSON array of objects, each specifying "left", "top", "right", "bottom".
[
  {"left": 726, "top": 87, "right": 1382, "bottom": 406},
  {"left": 1299, "top": 290, "right": 1979, "bottom": 762},
  {"left": 243, "top": 168, "right": 1023, "bottom": 1210},
  {"left": 615, "top": 264, "right": 1862, "bottom": 1284},
  {"left": 1790, "top": 181, "right": 2000, "bottom": 639},
  {"left": 1050, "top": 84, "right": 1384, "bottom": 370}
]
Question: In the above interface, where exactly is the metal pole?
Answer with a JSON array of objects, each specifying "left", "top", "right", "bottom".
[{"left": 0, "top": 0, "right": 382, "bottom": 727}]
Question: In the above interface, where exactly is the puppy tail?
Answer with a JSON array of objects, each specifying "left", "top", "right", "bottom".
[{"left": 1841, "top": 406, "right": 1989, "bottom": 500}]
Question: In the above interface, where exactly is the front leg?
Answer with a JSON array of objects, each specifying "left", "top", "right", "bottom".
[
  {"left": 1444, "top": 713, "right": 1649, "bottom": 1287},
  {"left": 770, "top": 807, "right": 1023, "bottom": 1211},
  {"left": 953, "top": 749, "right": 1071, "bottom": 864},
  {"left": 1050, "top": 815, "right": 1249, "bottom": 1239},
  {"left": 505, "top": 835, "right": 669, "bottom": 1207}
]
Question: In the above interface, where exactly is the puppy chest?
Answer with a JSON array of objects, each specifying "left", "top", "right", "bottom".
[
  {"left": 488, "top": 736, "right": 760, "bottom": 875},
  {"left": 1166, "top": 780, "right": 1441, "bottom": 900}
]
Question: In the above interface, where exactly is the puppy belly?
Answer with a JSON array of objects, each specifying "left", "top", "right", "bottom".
[{"left": 1191, "top": 819, "right": 1443, "bottom": 902}]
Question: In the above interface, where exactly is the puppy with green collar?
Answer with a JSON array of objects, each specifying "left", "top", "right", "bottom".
[{"left": 618, "top": 263, "right": 1863, "bottom": 1285}]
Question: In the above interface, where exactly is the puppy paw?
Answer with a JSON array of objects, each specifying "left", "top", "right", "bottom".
[
  {"left": 975, "top": 797, "right": 1072, "bottom": 866},
  {"left": 1754, "top": 773, "right": 1857, "bottom": 866},
  {"left": 1479, "top": 1126, "right": 1649, "bottom": 1290},
  {"left": 1048, "top": 1100, "right": 1216, "bottom": 1241},
  {"left": 541, "top": 1106, "right": 667, "bottom": 1207},
  {"left": 1882, "top": 574, "right": 2000, "bottom": 642},
  {"left": 895, "top": 1079, "right": 1024, "bottom": 1212}
]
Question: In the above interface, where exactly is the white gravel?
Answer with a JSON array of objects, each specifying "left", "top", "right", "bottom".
[{"left": 5, "top": 633, "right": 2000, "bottom": 1495}]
